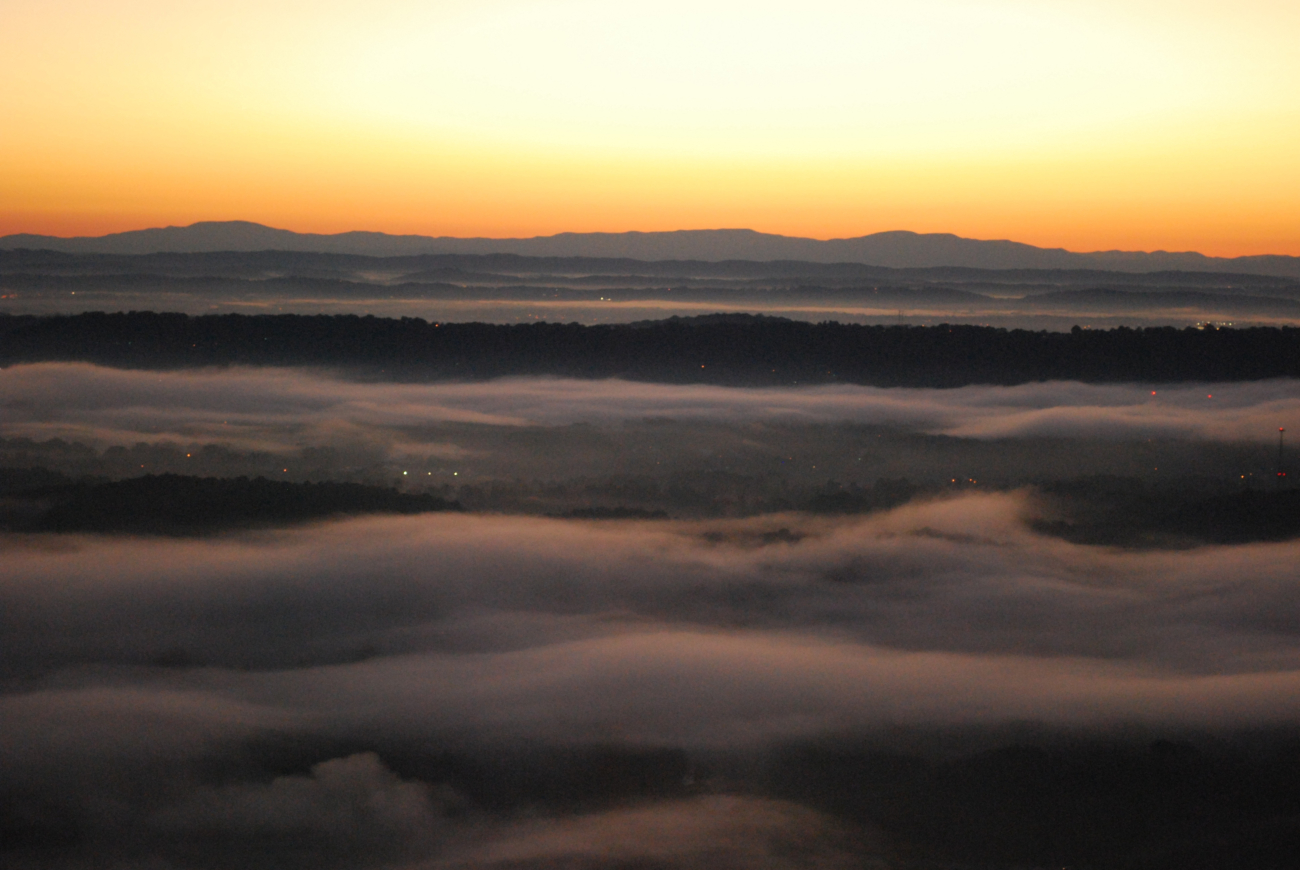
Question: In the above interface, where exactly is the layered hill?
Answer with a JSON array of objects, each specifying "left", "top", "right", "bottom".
[{"left": 5, "top": 222, "right": 1299, "bottom": 278}]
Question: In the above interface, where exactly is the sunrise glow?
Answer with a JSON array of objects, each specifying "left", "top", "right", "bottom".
[{"left": 2, "top": 0, "right": 1298, "bottom": 254}]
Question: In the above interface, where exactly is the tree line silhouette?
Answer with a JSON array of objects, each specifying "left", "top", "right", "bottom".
[
  {"left": 0, "top": 473, "right": 459, "bottom": 535},
  {"left": 2, "top": 311, "right": 1299, "bottom": 385}
]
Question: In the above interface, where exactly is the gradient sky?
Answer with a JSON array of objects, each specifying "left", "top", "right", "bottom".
[{"left": 2, "top": 0, "right": 1297, "bottom": 254}]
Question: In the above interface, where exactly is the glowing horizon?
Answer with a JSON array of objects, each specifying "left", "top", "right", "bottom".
[{"left": 2, "top": 0, "right": 1298, "bottom": 256}]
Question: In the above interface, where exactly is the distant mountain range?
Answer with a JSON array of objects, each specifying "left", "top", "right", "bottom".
[{"left": 4, "top": 221, "right": 1299, "bottom": 278}]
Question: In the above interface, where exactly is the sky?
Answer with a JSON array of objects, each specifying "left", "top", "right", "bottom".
[{"left": 1, "top": 0, "right": 1298, "bottom": 255}]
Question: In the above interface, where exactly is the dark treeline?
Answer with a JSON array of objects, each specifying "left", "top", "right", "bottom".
[
  {"left": 2, "top": 311, "right": 1300, "bottom": 385},
  {"left": 0, "top": 472, "right": 459, "bottom": 534},
  {"left": 770, "top": 736, "right": 1300, "bottom": 869},
  {"left": 6, "top": 462, "right": 1297, "bottom": 545},
  {"left": 139, "top": 728, "right": 1300, "bottom": 869},
  {"left": 1032, "top": 483, "right": 1300, "bottom": 546}
]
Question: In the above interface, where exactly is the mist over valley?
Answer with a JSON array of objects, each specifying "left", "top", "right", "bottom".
[
  {"left": 3, "top": 232, "right": 1300, "bottom": 869},
  {"left": 5, "top": 246, "right": 1300, "bottom": 330},
  {"left": 3, "top": 350, "right": 1300, "bottom": 868}
]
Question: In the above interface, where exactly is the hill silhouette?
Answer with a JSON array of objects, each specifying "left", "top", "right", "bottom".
[{"left": 4, "top": 221, "right": 1299, "bottom": 278}]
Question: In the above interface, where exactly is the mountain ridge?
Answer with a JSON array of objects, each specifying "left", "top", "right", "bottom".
[{"left": 4, "top": 221, "right": 1299, "bottom": 278}]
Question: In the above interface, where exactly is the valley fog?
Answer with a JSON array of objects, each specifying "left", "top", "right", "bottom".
[
  {"left": 3, "top": 363, "right": 1299, "bottom": 868},
  {"left": 1, "top": 365, "right": 1295, "bottom": 506}
]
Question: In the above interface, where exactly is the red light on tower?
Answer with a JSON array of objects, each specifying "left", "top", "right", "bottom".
[{"left": 1280, "top": 428, "right": 1287, "bottom": 485}]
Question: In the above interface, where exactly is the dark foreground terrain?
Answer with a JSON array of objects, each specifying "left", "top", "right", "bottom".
[
  {"left": 4, "top": 465, "right": 1298, "bottom": 545},
  {"left": 5, "top": 724, "right": 1298, "bottom": 868},
  {"left": 0, "top": 471, "right": 459, "bottom": 534},
  {"left": 3, "top": 311, "right": 1300, "bottom": 385}
]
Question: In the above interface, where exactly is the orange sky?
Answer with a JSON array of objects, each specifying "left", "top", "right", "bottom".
[{"left": 2, "top": 0, "right": 1298, "bottom": 256}]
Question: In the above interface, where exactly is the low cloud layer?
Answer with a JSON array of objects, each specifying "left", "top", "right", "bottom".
[
  {"left": 150, "top": 752, "right": 446, "bottom": 859},
  {"left": 3, "top": 495, "right": 1297, "bottom": 665},
  {"left": 5, "top": 364, "right": 1299, "bottom": 868},
  {"left": 2, "top": 363, "right": 1296, "bottom": 451},
  {"left": 4, "top": 494, "right": 1300, "bottom": 867},
  {"left": 423, "top": 794, "right": 867, "bottom": 870},
  {"left": 5, "top": 495, "right": 1300, "bottom": 740}
]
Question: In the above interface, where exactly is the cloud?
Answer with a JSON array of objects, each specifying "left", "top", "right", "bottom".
[
  {"left": 150, "top": 752, "right": 446, "bottom": 845},
  {"left": 0, "top": 687, "right": 294, "bottom": 764},
  {"left": 422, "top": 795, "right": 868, "bottom": 870},
  {"left": 4, "top": 494, "right": 1300, "bottom": 737},
  {"left": 215, "top": 631, "right": 1300, "bottom": 751},
  {"left": 4, "top": 365, "right": 1299, "bottom": 868},
  {"left": 5, "top": 493, "right": 1300, "bottom": 672},
  {"left": 1, "top": 364, "right": 1296, "bottom": 453},
  {"left": 5, "top": 492, "right": 1300, "bottom": 867}
]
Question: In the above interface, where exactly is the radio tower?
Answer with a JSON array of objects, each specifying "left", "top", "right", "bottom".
[{"left": 1280, "top": 428, "right": 1287, "bottom": 488}]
